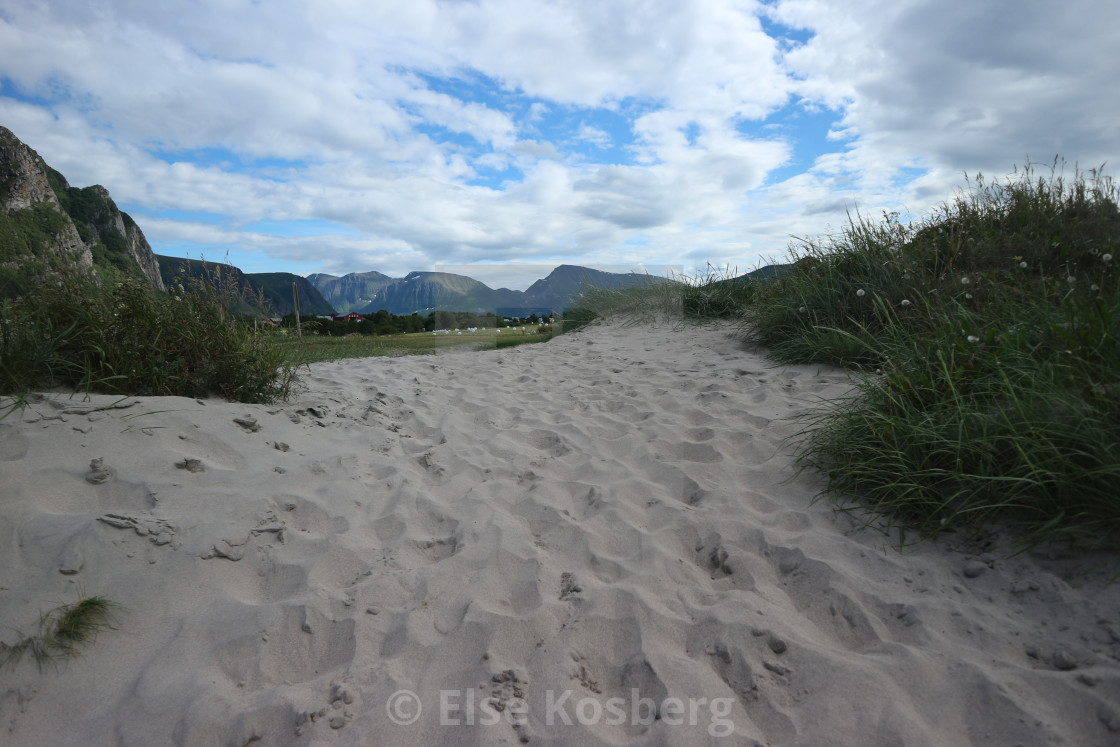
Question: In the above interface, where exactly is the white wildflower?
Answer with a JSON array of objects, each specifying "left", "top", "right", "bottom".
[
  {"left": 960, "top": 276, "right": 970, "bottom": 284},
  {"left": 856, "top": 289, "right": 866, "bottom": 297},
  {"left": 1019, "top": 261, "right": 1028, "bottom": 269},
  {"left": 967, "top": 335, "right": 980, "bottom": 343},
  {"left": 1091, "top": 284, "right": 1100, "bottom": 291},
  {"left": 1103, "top": 253, "right": 1113, "bottom": 262},
  {"left": 1067, "top": 276, "right": 1076, "bottom": 284},
  {"left": 900, "top": 299, "right": 911, "bottom": 306}
]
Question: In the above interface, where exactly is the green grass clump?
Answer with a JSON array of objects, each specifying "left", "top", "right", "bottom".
[
  {"left": 750, "top": 162, "right": 1120, "bottom": 547},
  {"left": 1, "top": 596, "right": 120, "bottom": 672},
  {"left": 1, "top": 262, "right": 299, "bottom": 403}
]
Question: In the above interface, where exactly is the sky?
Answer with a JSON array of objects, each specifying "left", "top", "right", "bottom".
[{"left": 1, "top": 0, "right": 1117, "bottom": 291}]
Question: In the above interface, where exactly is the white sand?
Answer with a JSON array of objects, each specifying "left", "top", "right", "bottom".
[{"left": 1, "top": 321, "right": 1118, "bottom": 746}]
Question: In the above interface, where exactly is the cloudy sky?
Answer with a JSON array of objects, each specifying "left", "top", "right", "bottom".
[{"left": 1, "top": 1, "right": 1116, "bottom": 290}]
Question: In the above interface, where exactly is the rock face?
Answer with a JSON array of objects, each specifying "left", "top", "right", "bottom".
[
  {"left": 0, "top": 126, "right": 92, "bottom": 271},
  {"left": 0, "top": 125, "right": 163, "bottom": 290}
]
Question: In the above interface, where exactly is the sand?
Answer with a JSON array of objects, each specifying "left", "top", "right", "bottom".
[{"left": 1, "top": 320, "right": 1118, "bottom": 746}]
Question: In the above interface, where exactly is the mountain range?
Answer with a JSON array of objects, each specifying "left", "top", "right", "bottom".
[{"left": 306, "top": 264, "right": 665, "bottom": 316}]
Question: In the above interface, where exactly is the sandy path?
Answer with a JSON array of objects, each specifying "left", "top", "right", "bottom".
[{"left": 1, "top": 321, "right": 1118, "bottom": 746}]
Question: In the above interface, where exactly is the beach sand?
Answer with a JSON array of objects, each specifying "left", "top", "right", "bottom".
[{"left": 1, "top": 321, "right": 1118, "bottom": 746}]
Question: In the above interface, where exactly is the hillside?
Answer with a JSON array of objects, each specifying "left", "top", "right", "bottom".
[
  {"left": 0, "top": 125, "right": 163, "bottom": 293},
  {"left": 522, "top": 264, "right": 666, "bottom": 309},
  {"left": 157, "top": 255, "right": 335, "bottom": 316}
]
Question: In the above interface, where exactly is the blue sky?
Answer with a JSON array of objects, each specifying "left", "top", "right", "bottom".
[{"left": 1, "top": 0, "right": 1117, "bottom": 290}]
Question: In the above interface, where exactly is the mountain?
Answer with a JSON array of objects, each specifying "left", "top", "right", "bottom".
[
  {"left": 0, "top": 125, "right": 163, "bottom": 292},
  {"left": 522, "top": 264, "right": 665, "bottom": 309},
  {"left": 306, "top": 270, "right": 394, "bottom": 313},
  {"left": 307, "top": 264, "right": 666, "bottom": 316},
  {"left": 353, "top": 271, "right": 528, "bottom": 316},
  {"left": 157, "top": 255, "right": 335, "bottom": 316}
]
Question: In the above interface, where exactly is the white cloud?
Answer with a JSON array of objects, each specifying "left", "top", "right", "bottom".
[{"left": 0, "top": 0, "right": 1115, "bottom": 290}]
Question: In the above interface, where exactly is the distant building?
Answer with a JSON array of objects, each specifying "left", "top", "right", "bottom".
[{"left": 332, "top": 312, "right": 364, "bottom": 322}]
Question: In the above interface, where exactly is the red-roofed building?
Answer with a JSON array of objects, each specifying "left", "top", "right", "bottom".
[{"left": 332, "top": 312, "right": 364, "bottom": 322}]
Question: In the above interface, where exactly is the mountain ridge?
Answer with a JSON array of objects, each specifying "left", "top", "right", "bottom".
[
  {"left": 307, "top": 264, "right": 668, "bottom": 316},
  {"left": 156, "top": 255, "right": 335, "bottom": 316}
]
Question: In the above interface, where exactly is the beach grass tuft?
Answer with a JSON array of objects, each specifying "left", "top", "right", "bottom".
[{"left": 1, "top": 595, "right": 120, "bottom": 672}]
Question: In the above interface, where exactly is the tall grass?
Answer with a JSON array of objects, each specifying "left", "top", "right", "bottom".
[
  {"left": 570, "top": 162, "right": 1120, "bottom": 548},
  {"left": 0, "top": 261, "right": 299, "bottom": 404},
  {"left": 751, "top": 163, "right": 1120, "bottom": 547}
]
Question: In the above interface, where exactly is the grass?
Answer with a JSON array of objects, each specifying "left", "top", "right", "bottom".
[
  {"left": 0, "top": 595, "right": 120, "bottom": 672},
  {"left": 1, "top": 259, "right": 299, "bottom": 404},
  {"left": 277, "top": 324, "right": 555, "bottom": 365},
  {"left": 573, "top": 161, "right": 1120, "bottom": 550}
]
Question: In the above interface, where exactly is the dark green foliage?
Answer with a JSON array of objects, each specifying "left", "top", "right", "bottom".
[{"left": 1, "top": 267, "right": 298, "bottom": 403}]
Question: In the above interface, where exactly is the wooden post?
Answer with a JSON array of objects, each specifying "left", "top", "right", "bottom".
[{"left": 292, "top": 282, "right": 302, "bottom": 339}]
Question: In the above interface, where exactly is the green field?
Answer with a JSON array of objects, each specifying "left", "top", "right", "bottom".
[{"left": 278, "top": 325, "right": 554, "bottom": 365}]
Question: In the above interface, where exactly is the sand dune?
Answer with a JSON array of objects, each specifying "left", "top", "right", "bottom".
[{"left": 1, "top": 321, "right": 1118, "bottom": 746}]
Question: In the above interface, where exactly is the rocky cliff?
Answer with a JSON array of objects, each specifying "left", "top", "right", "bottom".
[
  {"left": 0, "top": 125, "right": 163, "bottom": 290},
  {"left": 0, "top": 126, "right": 92, "bottom": 272}
]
